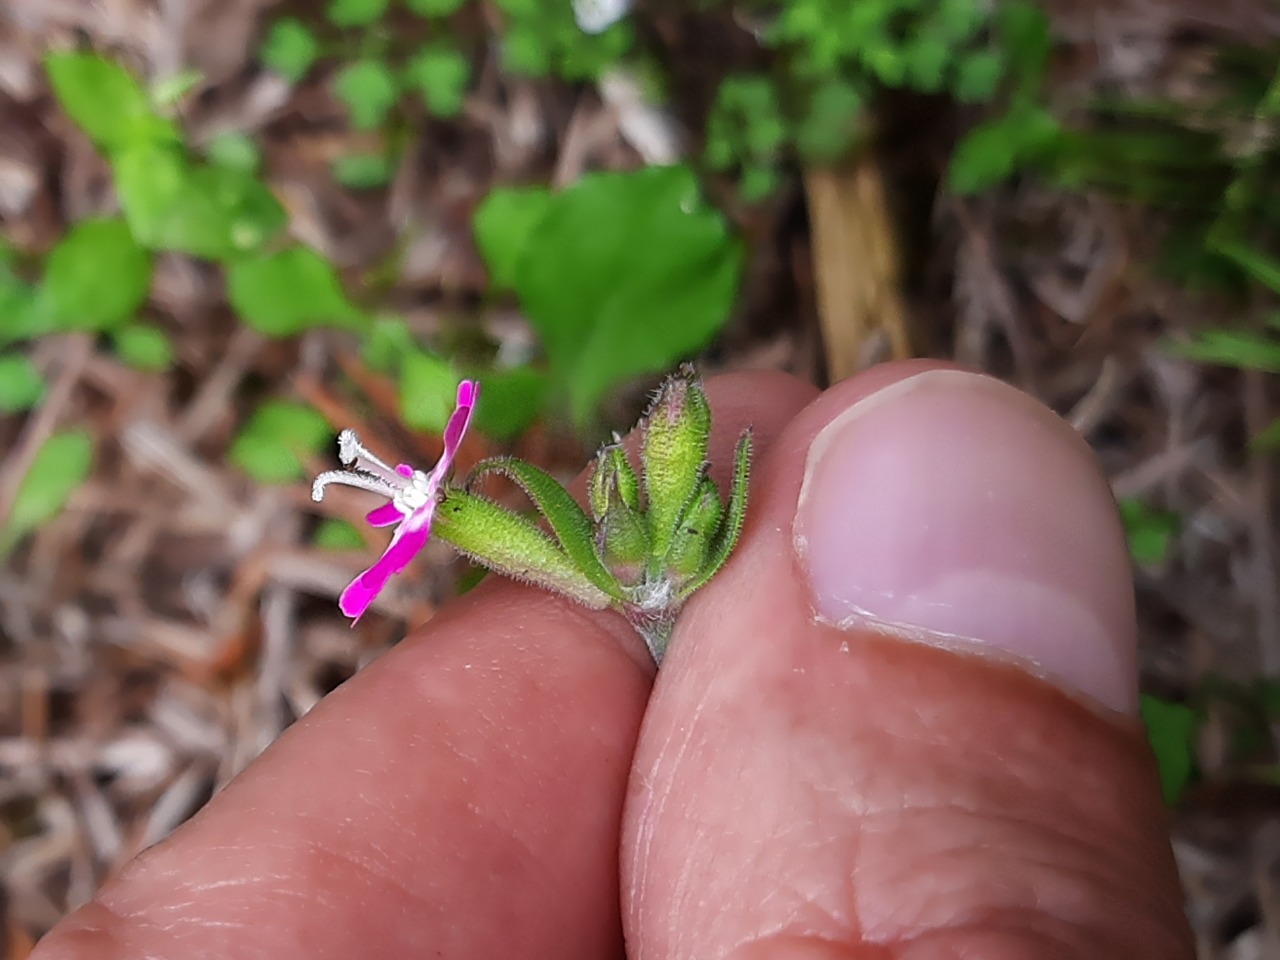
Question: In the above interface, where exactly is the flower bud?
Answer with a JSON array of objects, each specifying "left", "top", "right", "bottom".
[
  {"left": 588, "top": 441, "right": 641, "bottom": 521},
  {"left": 597, "top": 501, "right": 650, "bottom": 586},
  {"left": 641, "top": 365, "right": 711, "bottom": 560}
]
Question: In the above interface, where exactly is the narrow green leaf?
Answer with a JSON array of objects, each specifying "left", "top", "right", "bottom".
[
  {"left": 151, "top": 69, "right": 204, "bottom": 109},
  {"left": 0, "top": 353, "right": 44, "bottom": 412},
  {"left": 588, "top": 443, "right": 641, "bottom": 520},
  {"left": 228, "top": 247, "right": 366, "bottom": 336},
  {"left": 466, "top": 457, "right": 625, "bottom": 600},
  {"left": 1166, "top": 329, "right": 1280, "bottom": 374},
  {"left": 0, "top": 429, "right": 94, "bottom": 558},
  {"left": 433, "top": 489, "right": 612, "bottom": 608},
  {"left": 666, "top": 475, "right": 723, "bottom": 579},
  {"left": 45, "top": 52, "right": 176, "bottom": 153},
  {"left": 1139, "top": 693, "right": 1199, "bottom": 806},
  {"left": 678, "top": 428, "right": 752, "bottom": 600},
  {"left": 38, "top": 218, "right": 152, "bottom": 332}
]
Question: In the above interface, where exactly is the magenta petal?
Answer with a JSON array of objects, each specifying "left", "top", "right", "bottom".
[
  {"left": 337, "top": 510, "right": 434, "bottom": 620},
  {"left": 396, "top": 464, "right": 413, "bottom": 478},
  {"left": 365, "top": 502, "right": 403, "bottom": 527},
  {"left": 440, "top": 379, "right": 479, "bottom": 473}
]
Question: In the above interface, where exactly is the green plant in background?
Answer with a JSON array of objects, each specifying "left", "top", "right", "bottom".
[
  {"left": 494, "top": 0, "right": 632, "bottom": 79},
  {"left": 1140, "top": 693, "right": 1200, "bottom": 806},
  {"left": 0, "top": 430, "right": 94, "bottom": 560},
  {"left": 1120, "top": 498, "right": 1180, "bottom": 568},
  {"left": 473, "top": 165, "right": 743, "bottom": 426}
]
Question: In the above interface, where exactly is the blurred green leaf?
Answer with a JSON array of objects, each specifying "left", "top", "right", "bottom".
[
  {"left": 1119, "top": 498, "right": 1178, "bottom": 567},
  {"left": 228, "top": 246, "right": 367, "bottom": 337},
  {"left": 472, "top": 185, "right": 552, "bottom": 290},
  {"left": 0, "top": 429, "right": 94, "bottom": 558},
  {"left": 39, "top": 218, "right": 152, "bottom": 332},
  {"left": 114, "top": 142, "right": 286, "bottom": 259},
  {"left": 473, "top": 365, "right": 546, "bottom": 440},
  {"left": 512, "top": 165, "right": 743, "bottom": 424},
  {"left": 261, "top": 19, "right": 320, "bottom": 83},
  {"left": 151, "top": 69, "right": 204, "bottom": 109},
  {"left": 332, "top": 152, "right": 394, "bottom": 189},
  {"left": 400, "top": 350, "right": 459, "bottom": 433},
  {"left": 327, "top": 0, "right": 389, "bottom": 28},
  {"left": 953, "top": 49, "right": 1005, "bottom": 103},
  {"left": 206, "top": 131, "right": 262, "bottom": 174},
  {"left": 334, "top": 59, "right": 400, "bottom": 131},
  {"left": 0, "top": 353, "right": 44, "bottom": 412},
  {"left": 112, "top": 324, "right": 174, "bottom": 372},
  {"left": 404, "top": 45, "right": 471, "bottom": 118},
  {"left": 406, "top": 0, "right": 466, "bottom": 16},
  {"left": 45, "top": 52, "right": 177, "bottom": 153},
  {"left": 949, "top": 102, "right": 1060, "bottom": 194},
  {"left": 363, "top": 316, "right": 416, "bottom": 373},
  {"left": 231, "top": 401, "right": 331, "bottom": 484},
  {"left": 313, "top": 517, "right": 366, "bottom": 550},
  {"left": 1167, "top": 329, "right": 1280, "bottom": 374},
  {"left": 1252, "top": 415, "right": 1280, "bottom": 451},
  {"left": 0, "top": 273, "right": 48, "bottom": 348},
  {"left": 1140, "top": 694, "right": 1199, "bottom": 806}
]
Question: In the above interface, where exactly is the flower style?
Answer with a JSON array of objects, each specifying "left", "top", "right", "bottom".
[{"left": 312, "top": 380, "right": 479, "bottom": 620}]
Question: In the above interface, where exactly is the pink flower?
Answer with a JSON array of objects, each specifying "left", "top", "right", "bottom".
[{"left": 312, "top": 380, "right": 479, "bottom": 620}]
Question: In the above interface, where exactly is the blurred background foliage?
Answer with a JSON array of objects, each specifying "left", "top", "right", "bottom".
[{"left": 3, "top": 0, "right": 1280, "bottom": 950}]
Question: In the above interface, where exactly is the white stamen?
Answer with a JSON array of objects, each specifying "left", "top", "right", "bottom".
[
  {"left": 335, "top": 429, "right": 402, "bottom": 484},
  {"left": 312, "top": 469, "right": 398, "bottom": 502}
]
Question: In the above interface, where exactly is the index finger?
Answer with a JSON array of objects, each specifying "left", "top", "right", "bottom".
[{"left": 32, "top": 371, "right": 818, "bottom": 960}]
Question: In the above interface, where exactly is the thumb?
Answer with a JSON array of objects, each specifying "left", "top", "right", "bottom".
[{"left": 622, "top": 365, "right": 1192, "bottom": 960}]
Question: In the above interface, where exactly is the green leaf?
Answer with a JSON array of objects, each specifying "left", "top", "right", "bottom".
[
  {"left": 953, "top": 49, "right": 1005, "bottom": 104},
  {"left": 466, "top": 457, "right": 624, "bottom": 600},
  {"left": 45, "top": 52, "right": 176, "bottom": 153},
  {"left": 997, "top": 0, "right": 1053, "bottom": 97},
  {"left": 948, "top": 104, "right": 1060, "bottom": 194},
  {"left": 114, "top": 142, "right": 286, "bottom": 259},
  {"left": 1214, "top": 238, "right": 1280, "bottom": 294},
  {"left": 363, "top": 316, "right": 416, "bottom": 373},
  {"left": 1166, "top": 329, "right": 1280, "bottom": 374},
  {"left": 0, "top": 353, "right": 44, "bottom": 412},
  {"left": 327, "top": 0, "right": 389, "bottom": 28},
  {"left": 261, "top": 19, "right": 320, "bottom": 83},
  {"left": 399, "top": 350, "right": 459, "bottom": 433},
  {"left": 151, "top": 69, "right": 204, "bottom": 109},
  {"left": 512, "top": 165, "right": 743, "bottom": 424},
  {"left": 38, "top": 218, "right": 152, "bottom": 332},
  {"left": 433, "top": 488, "right": 612, "bottom": 608},
  {"left": 314, "top": 517, "right": 366, "bottom": 549},
  {"left": 473, "top": 365, "right": 546, "bottom": 441},
  {"left": 206, "top": 131, "right": 262, "bottom": 174},
  {"left": 0, "top": 279, "right": 50, "bottom": 348},
  {"left": 332, "top": 152, "right": 394, "bottom": 189},
  {"left": 0, "top": 429, "right": 94, "bottom": 558},
  {"left": 334, "top": 59, "right": 400, "bottom": 131},
  {"left": 231, "top": 401, "right": 331, "bottom": 484},
  {"left": 112, "top": 324, "right": 174, "bottom": 372},
  {"left": 472, "top": 185, "right": 553, "bottom": 290},
  {"left": 228, "top": 247, "right": 367, "bottom": 337},
  {"left": 406, "top": 0, "right": 466, "bottom": 16},
  {"left": 1139, "top": 694, "right": 1199, "bottom": 806},
  {"left": 404, "top": 45, "right": 471, "bottom": 118},
  {"left": 1251, "top": 415, "right": 1280, "bottom": 452},
  {"left": 1119, "top": 498, "right": 1178, "bottom": 567},
  {"left": 678, "top": 428, "right": 752, "bottom": 599}
]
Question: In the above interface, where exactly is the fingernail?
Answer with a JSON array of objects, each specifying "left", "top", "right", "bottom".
[{"left": 795, "top": 370, "right": 1138, "bottom": 714}]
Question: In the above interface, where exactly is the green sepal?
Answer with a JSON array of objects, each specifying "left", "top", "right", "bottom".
[
  {"left": 677, "top": 428, "right": 753, "bottom": 600},
  {"left": 466, "top": 457, "right": 626, "bottom": 601},
  {"left": 597, "top": 501, "right": 650, "bottom": 586},
  {"left": 432, "top": 488, "right": 612, "bottom": 608},
  {"left": 588, "top": 441, "right": 642, "bottom": 520},
  {"left": 666, "top": 474, "right": 724, "bottom": 580},
  {"left": 641, "top": 365, "right": 711, "bottom": 561}
]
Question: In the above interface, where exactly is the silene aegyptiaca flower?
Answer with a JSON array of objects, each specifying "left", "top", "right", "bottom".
[{"left": 311, "top": 380, "right": 478, "bottom": 620}]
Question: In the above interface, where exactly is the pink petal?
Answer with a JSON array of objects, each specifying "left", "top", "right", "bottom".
[
  {"left": 439, "top": 379, "right": 479, "bottom": 474},
  {"left": 396, "top": 464, "right": 413, "bottom": 478},
  {"left": 338, "top": 508, "right": 435, "bottom": 621},
  {"left": 365, "top": 502, "right": 403, "bottom": 527}
]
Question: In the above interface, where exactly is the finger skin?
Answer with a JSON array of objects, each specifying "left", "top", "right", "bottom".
[
  {"left": 31, "top": 371, "right": 818, "bottom": 960},
  {"left": 623, "top": 363, "right": 1193, "bottom": 960}
]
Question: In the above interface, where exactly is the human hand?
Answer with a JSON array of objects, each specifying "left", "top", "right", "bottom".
[{"left": 31, "top": 362, "right": 1193, "bottom": 960}]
